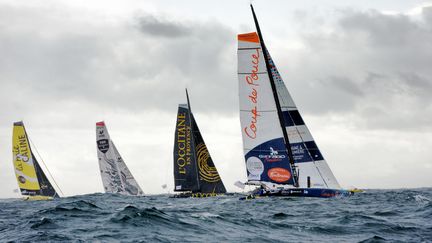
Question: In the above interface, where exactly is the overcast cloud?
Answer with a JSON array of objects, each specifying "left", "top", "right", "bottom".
[{"left": 0, "top": 1, "right": 431, "bottom": 198}]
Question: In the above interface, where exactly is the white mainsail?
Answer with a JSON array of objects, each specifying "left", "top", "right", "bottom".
[
  {"left": 238, "top": 32, "right": 296, "bottom": 185},
  {"left": 96, "top": 121, "right": 144, "bottom": 196}
]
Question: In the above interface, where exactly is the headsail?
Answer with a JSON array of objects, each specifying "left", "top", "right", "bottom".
[
  {"left": 173, "top": 91, "right": 226, "bottom": 193},
  {"left": 96, "top": 121, "right": 144, "bottom": 196},
  {"left": 12, "top": 121, "right": 58, "bottom": 198},
  {"left": 266, "top": 50, "right": 341, "bottom": 189},
  {"left": 190, "top": 113, "right": 226, "bottom": 193}
]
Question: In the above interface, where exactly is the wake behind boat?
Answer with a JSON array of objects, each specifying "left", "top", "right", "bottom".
[
  {"left": 172, "top": 89, "right": 227, "bottom": 198},
  {"left": 12, "top": 121, "right": 60, "bottom": 200},
  {"left": 237, "top": 5, "right": 352, "bottom": 199}
]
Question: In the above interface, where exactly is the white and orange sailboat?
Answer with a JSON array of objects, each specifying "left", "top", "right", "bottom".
[{"left": 237, "top": 5, "right": 352, "bottom": 198}]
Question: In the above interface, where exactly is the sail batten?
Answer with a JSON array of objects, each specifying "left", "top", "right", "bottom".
[{"left": 96, "top": 122, "right": 144, "bottom": 196}]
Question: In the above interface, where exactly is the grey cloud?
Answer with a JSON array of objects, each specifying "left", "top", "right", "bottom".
[
  {"left": 283, "top": 7, "right": 432, "bottom": 131},
  {"left": 327, "top": 76, "right": 364, "bottom": 96},
  {"left": 0, "top": 5, "right": 237, "bottom": 129},
  {"left": 135, "top": 15, "right": 190, "bottom": 37}
]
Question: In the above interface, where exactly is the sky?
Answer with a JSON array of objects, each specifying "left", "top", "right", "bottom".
[{"left": 1, "top": 0, "right": 431, "bottom": 198}]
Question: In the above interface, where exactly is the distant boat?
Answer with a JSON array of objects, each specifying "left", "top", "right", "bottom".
[
  {"left": 237, "top": 5, "right": 351, "bottom": 198},
  {"left": 96, "top": 121, "right": 144, "bottom": 196},
  {"left": 173, "top": 89, "right": 226, "bottom": 197},
  {"left": 12, "top": 121, "right": 60, "bottom": 200}
]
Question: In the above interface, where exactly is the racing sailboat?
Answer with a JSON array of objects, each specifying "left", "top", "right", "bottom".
[
  {"left": 96, "top": 121, "right": 144, "bottom": 196},
  {"left": 173, "top": 89, "right": 227, "bottom": 197},
  {"left": 237, "top": 5, "right": 351, "bottom": 198},
  {"left": 12, "top": 121, "right": 60, "bottom": 200}
]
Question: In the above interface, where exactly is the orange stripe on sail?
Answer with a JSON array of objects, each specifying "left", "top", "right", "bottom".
[{"left": 238, "top": 32, "right": 259, "bottom": 43}]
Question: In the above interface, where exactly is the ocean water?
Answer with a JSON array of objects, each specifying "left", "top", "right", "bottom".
[{"left": 0, "top": 189, "right": 431, "bottom": 242}]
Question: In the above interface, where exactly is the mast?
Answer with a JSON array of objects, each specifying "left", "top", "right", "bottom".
[
  {"left": 250, "top": 4, "right": 299, "bottom": 187},
  {"left": 185, "top": 88, "right": 201, "bottom": 191}
]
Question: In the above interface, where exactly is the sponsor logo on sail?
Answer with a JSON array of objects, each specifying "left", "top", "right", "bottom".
[
  {"left": 97, "top": 139, "right": 109, "bottom": 153},
  {"left": 18, "top": 176, "right": 26, "bottom": 184},
  {"left": 97, "top": 128, "right": 105, "bottom": 138},
  {"left": 259, "top": 147, "right": 286, "bottom": 162},
  {"left": 13, "top": 134, "right": 32, "bottom": 171},
  {"left": 196, "top": 143, "right": 221, "bottom": 183},
  {"left": 246, "top": 156, "right": 264, "bottom": 176},
  {"left": 176, "top": 112, "right": 192, "bottom": 174},
  {"left": 244, "top": 48, "right": 261, "bottom": 140},
  {"left": 268, "top": 167, "right": 291, "bottom": 183}
]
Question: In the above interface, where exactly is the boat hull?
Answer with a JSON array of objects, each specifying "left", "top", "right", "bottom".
[
  {"left": 170, "top": 192, "right": 234, "bottom": 198},
  {"left": 23, "top": 195, "right": 55, "bottom": 201},
  {"left": 241, "top": 188, "right": 353, "bottom": 200},
  {"left": 274, "top": 188, "right": 352, "bottom": 198}
]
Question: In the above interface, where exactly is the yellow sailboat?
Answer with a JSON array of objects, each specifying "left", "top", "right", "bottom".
[{"left": 12, "top": 121, "right": 60, "bottom": 200}]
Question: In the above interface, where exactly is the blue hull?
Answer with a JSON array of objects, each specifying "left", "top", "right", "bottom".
[
  {"left": 276, "top": 188, "right": 352, "bottom": 198},
  {"left": 241, "top": 188, "right": 353, "bottom": 200}
]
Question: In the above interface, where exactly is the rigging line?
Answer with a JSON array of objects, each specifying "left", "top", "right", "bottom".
[
  {"left": 29, "top": 137, "right": 64, "bottom": 197},
  {"left": 272, "top": 66, "right": 330, "bottom": 187},
  {"left": 283, "top": 112, "right": 330, "bottom": 188}
]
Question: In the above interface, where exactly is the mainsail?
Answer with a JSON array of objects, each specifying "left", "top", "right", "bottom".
[
  {"left": 12, "top": 121, "right": 59, "bottom": 198},
  {"left": 173, "top": 91, "right": 226, "bottom": 194},
  {"left": 237, "top": 5, "right": 341, "bottom": 189},
  {"left": 96, "top": 121, "right": 144, "bottom": 196}
]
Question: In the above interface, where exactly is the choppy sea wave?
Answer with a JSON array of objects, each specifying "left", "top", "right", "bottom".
[{"left": 0, "top": 188, "right": 431, "bottom": 242}]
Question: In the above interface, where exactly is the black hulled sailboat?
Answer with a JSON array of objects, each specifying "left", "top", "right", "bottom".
[{"left": 173, "top": 90, "right": 226, "bottom": 197}]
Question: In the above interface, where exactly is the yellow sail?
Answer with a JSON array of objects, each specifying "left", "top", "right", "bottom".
[{"left": 12, "top": 122, "right": 41, "bottom": 192}]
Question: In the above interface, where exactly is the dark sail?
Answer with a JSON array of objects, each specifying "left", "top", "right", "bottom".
[
  {"left": 32, "top": 153, "right": 58, "bottom": 198},
  {"left": 173, "top": 104, "right": 200, "bottom": 192},
  {"left": 190, "top": 114, "right": 227, "bottom": 193}
]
